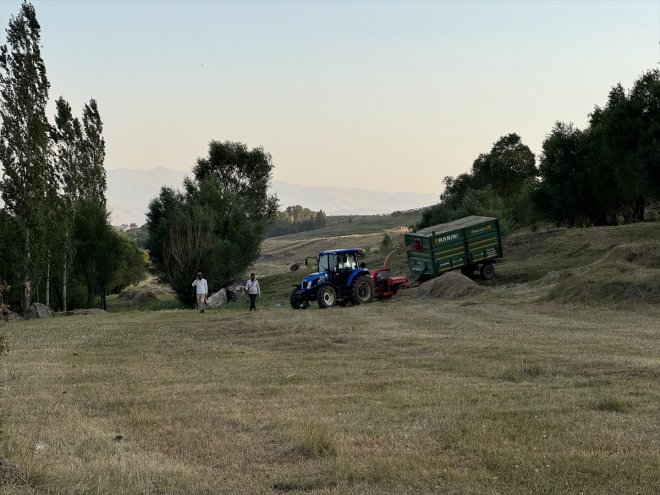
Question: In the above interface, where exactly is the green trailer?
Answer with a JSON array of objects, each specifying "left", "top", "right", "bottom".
[{"left": 404, "top": 216, "right": 503, "bottom": 281}]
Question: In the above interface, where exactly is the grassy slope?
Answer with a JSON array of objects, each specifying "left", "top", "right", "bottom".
[
  {"left": 254, "top": 212, "right": 419, "bottom": 276},
  {"left": 1, "top": 221, "right": 660, "bottom": 494}
]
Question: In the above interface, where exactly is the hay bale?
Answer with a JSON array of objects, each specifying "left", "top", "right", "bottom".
[{"left": 403, "top": 271, "right": 484, "bottom": 300}]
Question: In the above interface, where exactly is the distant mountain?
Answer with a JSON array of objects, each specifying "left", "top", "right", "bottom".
[{"left": 106, "top": 167, "right": 438, "bottom": 225}]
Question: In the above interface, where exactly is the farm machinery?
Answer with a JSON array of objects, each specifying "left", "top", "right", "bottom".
[
  {"left": 289, "top": 216, "right": 503, "bottom": 310},
  {"left": 290, "top": 247, "right": 415, "bottom": 309},
  {"left": 369, "top": 244, "right": 413, "bottom": 298},
  {"left": 290, "top": 248, "right": 375, "bottom": 309},
  {"left": 404, "top": 216, "right": 503, "bottom": 281}
]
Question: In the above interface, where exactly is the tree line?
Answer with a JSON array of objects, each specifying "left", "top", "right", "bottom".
[
  {"left": 0, "top": 2, "right": 146, "bottom": 314},
  {"left": 266, "top": 205, "right": 326, "bottom": 237},
  {"left": 420, "top": 69, "right": 660, "bottom": 231}
]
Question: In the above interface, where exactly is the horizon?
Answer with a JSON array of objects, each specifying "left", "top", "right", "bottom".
[
  {"left": 0, "top": 0, "right": 657, "bottom": 194},
  {"left": 105, "top": 167, "right": 439, "bottom": 225}
]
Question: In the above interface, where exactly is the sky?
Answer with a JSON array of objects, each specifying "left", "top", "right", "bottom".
[{"left": 0, "top": 0, "right": 658, "bottom": 195}]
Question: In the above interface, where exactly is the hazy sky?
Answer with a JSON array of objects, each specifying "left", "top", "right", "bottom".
[{"left": 0, "top": 0, "right": 658, "bottom": 194}]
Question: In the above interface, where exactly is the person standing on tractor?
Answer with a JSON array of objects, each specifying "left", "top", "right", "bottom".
[
  {"left": 246, "top": 273, "right": 260, "bottom": 311},
  {"left": 192, "top": 272, "right": 208, "bottom": 313}
]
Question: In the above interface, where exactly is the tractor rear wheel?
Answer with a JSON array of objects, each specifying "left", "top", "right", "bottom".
[
  {"left": 317, "top": 285, "right": 337, "bottom": 308},
  {"left": 350, "top": 275, "right": 375, "bottom": 305},
  {"left": 480, "top": 263, "right": 495, "bottom": 280},
  {"left": 289, "top": 289, "right": 308, "bottom": 310}
]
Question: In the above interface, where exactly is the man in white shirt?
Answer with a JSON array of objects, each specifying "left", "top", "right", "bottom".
[
  {"left": 246, "top": 272, "right": 260, "bottom": 311},
  {"left": 192, "top": 272, "right": 208, "bottom": 313}
]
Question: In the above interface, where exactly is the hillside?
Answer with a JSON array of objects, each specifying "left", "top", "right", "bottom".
[
  {"left": 256, "top": 220, "right": 660, "bottom": 308},
  {"left": 253, "top": 211, "right": 421, "bottom": 276},
  {"left": 2, "top": 223, "right": 659, "bottom": 494}
]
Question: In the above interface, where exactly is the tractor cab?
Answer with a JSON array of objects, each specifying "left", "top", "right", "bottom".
[{"left": 291, "top": 248, "right": 374, "bottom": 309}]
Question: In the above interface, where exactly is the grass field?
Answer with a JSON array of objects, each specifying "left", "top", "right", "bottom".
[{"left": 1, "top": 221, "right": 659, "bottom": 494}]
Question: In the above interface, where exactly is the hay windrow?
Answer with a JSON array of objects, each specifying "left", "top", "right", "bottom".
[{"left": 400, "top": 271, "right": 484, "bottom": 300}]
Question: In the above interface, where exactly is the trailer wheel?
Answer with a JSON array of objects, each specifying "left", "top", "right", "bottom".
[
  {"left": 317, "top": 285, "right": 336, "bottom": 308},
  {"left": 350, "top": 275, "right": 375, "bottom": 305},
  {"left": 480, "top": 263, "right": 495, "bottom": 280},
  {"left": 289, "top": 289, "right": 309, "bottom": 309}
]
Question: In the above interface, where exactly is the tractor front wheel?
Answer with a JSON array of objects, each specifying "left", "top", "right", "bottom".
[
  {"left": 290, "top": 289, "right": 309, "bottom": 310},
  {"left": 317, "top": 285, "right": 337, "bottom": 308},
  {"left": 351, "top": 275, "right": 375, "bottom": 305}
]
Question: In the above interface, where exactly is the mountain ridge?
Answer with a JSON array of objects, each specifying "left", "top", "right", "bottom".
[{"left": 106, "top": 167, "right": 438, "bottom": 225}]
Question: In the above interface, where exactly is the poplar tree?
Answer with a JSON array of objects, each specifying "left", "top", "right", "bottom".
[
  {"left": 52, "top": 97, "right": 83, "bottom": 310},
  {"left": 74, "top": 98, "right": 112, "bottom": 308},
  {"left": 0, "top": 1, "right": 54, "bottom": 312},
  {"left": 80, "top": 98, "right": 106, "bottom": 204}
]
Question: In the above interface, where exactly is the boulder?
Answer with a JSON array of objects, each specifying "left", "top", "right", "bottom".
[
  {"left": 226, "top": 284, "right": 247, "bottom": 301},
  {"left": 25, "top": 302, "right": 54, "bottom": 319},
  {"left": 207, "top": 289, "right": 227, "bottom": 308}
]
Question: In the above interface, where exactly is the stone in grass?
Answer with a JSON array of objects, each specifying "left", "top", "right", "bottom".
[
  {"left": 207, "top": 289, "right": 227, "bottom": 308},
  {"left": 25, "top": 302, "right": 54, "bottom": 319}
]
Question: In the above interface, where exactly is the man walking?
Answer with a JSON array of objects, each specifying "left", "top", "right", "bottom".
[
  {"left": 192, "top": 272, "right": 208, "bottom": 313},
  {"left": 246, "top": 273, "right": 260, "bottom": 311}
]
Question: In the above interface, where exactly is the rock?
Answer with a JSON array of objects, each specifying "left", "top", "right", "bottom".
[
  {"left": 0, "top": 457, "right": 26, "bottom": 485},
  {"left": 25, "top": 302, "right": 54, "bottom": 319},
  {"left": 1, "top": 311, "right": 22, "bottom": 321},
  {"left": 226, "top": 284, "right": 246, "bottom": 301},
  {"left": 207, "top": 289, "right": 227, "bottom": 308}
]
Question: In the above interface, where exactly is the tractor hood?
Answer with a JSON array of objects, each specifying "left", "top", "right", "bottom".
[{"left": 301, "top": 271, "right": 328, "bottom": 289}]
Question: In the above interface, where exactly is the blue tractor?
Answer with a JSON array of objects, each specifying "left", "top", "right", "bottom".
[{"left": 290, "top": 248, "right": 375, "bottom": 309}]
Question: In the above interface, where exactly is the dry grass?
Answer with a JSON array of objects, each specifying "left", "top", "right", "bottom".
[
  {"left": 2, "top": 221, "right": 659, "bottom": 494},
  {"left": 1, "top": 297, "right": 659, "bottom": 494}
]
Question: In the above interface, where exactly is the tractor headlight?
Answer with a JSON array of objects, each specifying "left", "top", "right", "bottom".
[{"left": 306, "top": 281, "right": 312, "bottom": 289}]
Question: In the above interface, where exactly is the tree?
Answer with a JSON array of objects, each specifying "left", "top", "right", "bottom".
[
  {"left": 73, "top": 199, "right": 119, "bottom": 308},
  {"left": 380, "top": 233, "right": 392, "bottom": 254},
  {"left": 147, "top": 141, "right": 278, "bottom": 306},
  {"left": 628, "top": 69, "right": 660, "bottom": 217},
  {"left": 418, "top": 134, "right": 537, "bottom": 231},
  {"left": 536, "top": 122, "right": 590, "bottom": 225},
  {"left": 0, "top": 1, "right": 55, "bottom": 312},
  {"left": 51, "top": 97, "right": 84, "bottom": 310},
  {"left": 80, "top": 98, "right": 106, "bottom": 204},
  {"left": 266, "top": 205, "right": 327, "bottom": 237},
  {"left": 109, "top": 233, "right": 148, "bottom": 291},
  {"left": 0, "top": 210, "right": 22, "bottom": 312},
  {"left": 471, "top": 133, "right": 537, "bottom": 197}
]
